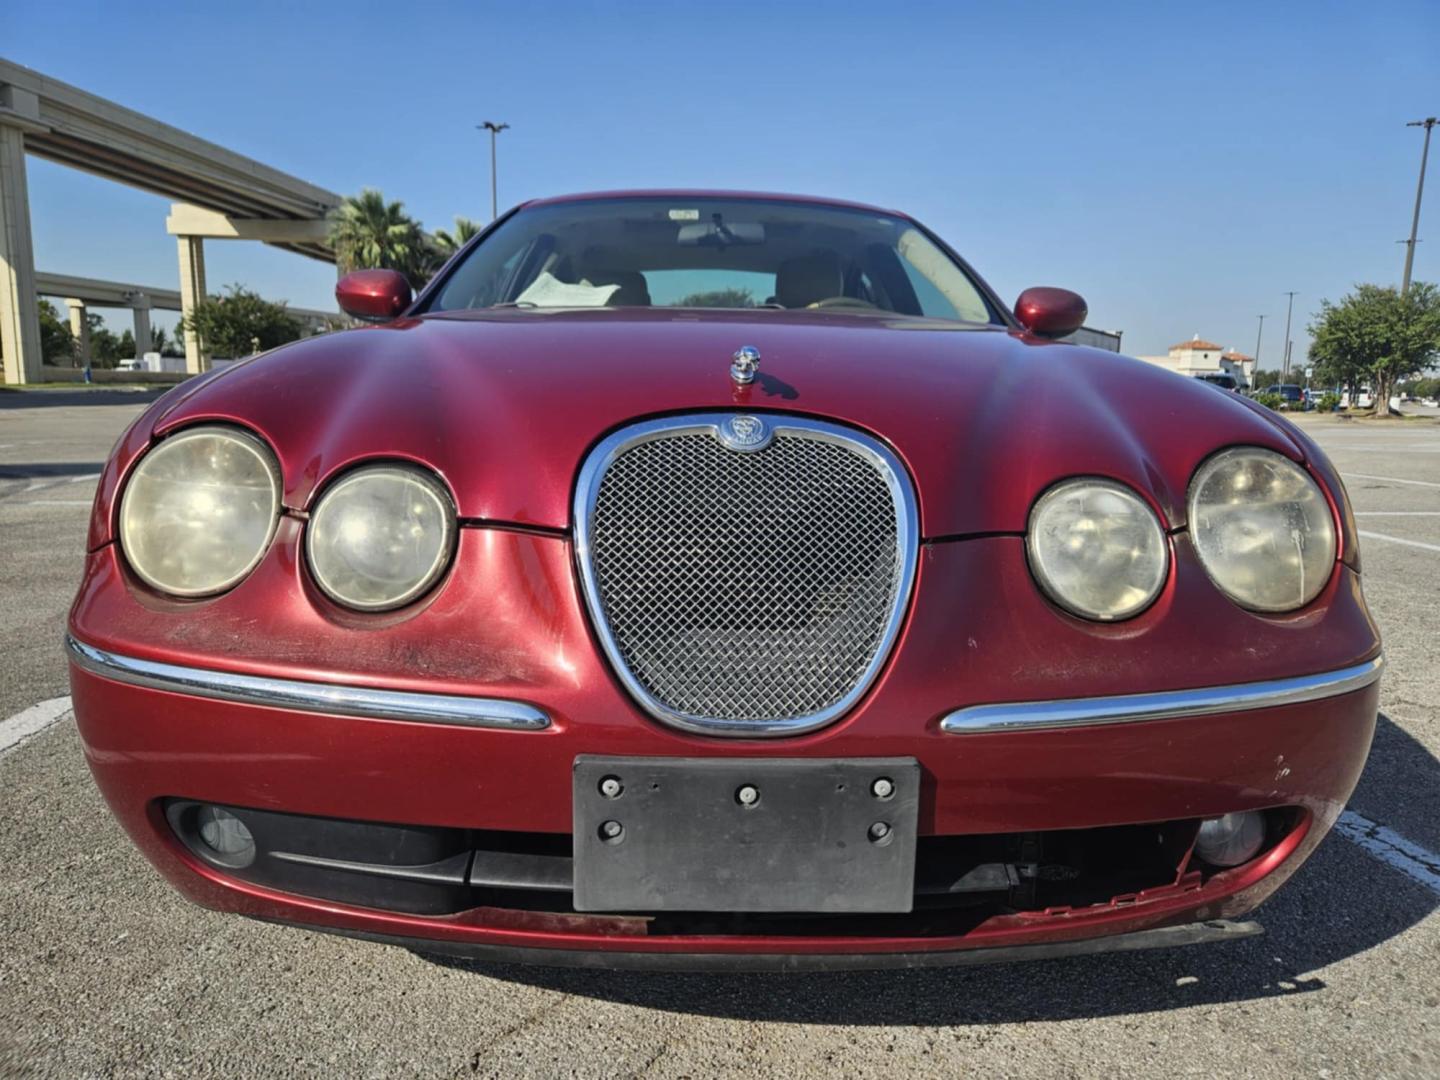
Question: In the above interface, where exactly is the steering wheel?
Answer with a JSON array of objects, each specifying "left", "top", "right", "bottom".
[{"left": 806, "top": 296, "right": 879, "bottom": 310}]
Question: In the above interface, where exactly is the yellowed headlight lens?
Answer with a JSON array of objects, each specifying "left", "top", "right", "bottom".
[
  {"left": 1188, "top": 447, "right": 1336, "bottom": 612},
  {"left": 119, "top": 426, "right": 281, "bottom": 597},
  {"left": 1027, "top": 479, "right": 1169, "bottom": 621},
  {"left": 306, "top": 466, "right": 454, "bottom": 611}
]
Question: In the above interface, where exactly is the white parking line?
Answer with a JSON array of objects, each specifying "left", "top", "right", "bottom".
[
  {"left": 1335, "top": 811, "right": 1440, "bottom": 896},
  {"left": 1359, "top": 530, "right": 1440, "bottom": 554},
  {"left": 14, "top": 499, "right": 95, "bottom": 506},
  {"left": 0, "top": 696, "right": 73, "bottom": 755},
  {"left": 1344, "top": 472, "right": 1440, "bottom": 489}
]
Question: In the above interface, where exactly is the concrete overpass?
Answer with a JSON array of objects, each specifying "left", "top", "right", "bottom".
[
  {"left": 1, "top": 57, "right": 342, "bottom": 384},
  {"left": 36, "top": 271, "right": 335, "bottom": 366}
]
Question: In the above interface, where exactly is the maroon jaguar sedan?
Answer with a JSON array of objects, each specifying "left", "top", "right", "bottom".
[{"left": 67, "top": 191, "right": 1381, "bottom": 969}]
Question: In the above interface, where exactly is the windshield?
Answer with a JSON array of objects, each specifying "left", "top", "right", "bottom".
[{"left": 425, "top": 196, "right": 998, "bottom": 324}]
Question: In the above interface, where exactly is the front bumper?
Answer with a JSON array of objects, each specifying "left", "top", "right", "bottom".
[
  {"left": 68, "top": 640, "right": 1380, "bottom": 967},
  {"left": 68, "top": 530, "right": 1382, "bottom": 966}
]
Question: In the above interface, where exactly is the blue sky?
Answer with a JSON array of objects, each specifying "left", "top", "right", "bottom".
[{"left": 6, "top": 0, "right": 1438, "bottom": 361}]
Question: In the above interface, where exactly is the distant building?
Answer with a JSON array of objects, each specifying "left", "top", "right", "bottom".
[
  {"left": 1137, "top": 335, "right": 1254, "bottom": 387},
  {"left": 1063, "top": 326, "right": 1123, "bottom": 352},
  {"left": 1220, "top": 349, "right": 1255, "bottom": 385}
]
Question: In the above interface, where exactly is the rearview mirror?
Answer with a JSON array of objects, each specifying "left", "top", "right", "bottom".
[
  {"left": 336, "top": 269, "right": 413, "bottom": 322},
  {"left": 1013, "top": 287, "right": 1087, "bottom": 339},
  {"left": 676, "top": 222, "right": 765, "bottom": 246}
]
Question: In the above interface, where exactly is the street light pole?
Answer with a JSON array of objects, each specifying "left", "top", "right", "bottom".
[
  {"left": 477, "top": 121, "right": 510, "bottom": 221},
  {"left": 1402, "top": 117, "right": 1436, "bottom": 295},
  {"left": 1254, "top": 314, "right": 1266, "bottom": 371},
  {"left": 1280, "top": 292, "right": 1297, "bottom": 378}
]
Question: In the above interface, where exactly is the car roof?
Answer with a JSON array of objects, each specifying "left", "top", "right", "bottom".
[{"left": 520, "top": 189, "right": 910, "bottom": 219}]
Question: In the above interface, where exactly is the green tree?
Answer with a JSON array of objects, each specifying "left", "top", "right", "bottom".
[
  {"left": 181, "top": 285, "right": 304, "bottom": 360},
  {"left": 84, "top": 312, "right": 125, "bottom": 368},
  {"left": 329, "top": 189, "right": 431, "bottom": 287},
  {"left": 37, "top": 300, "right": 74, "bottom": 365},
  {"left": 150, "top": 325, "right": 183, "bottom": 357},
  {"left": 1308, "top": 282, "right": 1440, "bottom": 414},
  {"left": 1250, "top": 369, "right": 1282, "bottom": 390},
  {"left": 433, "top": 216, "right": 483, "bottom": 259},
  {"left": 672, "top": 287, "right": 757, "bottom": 308}
]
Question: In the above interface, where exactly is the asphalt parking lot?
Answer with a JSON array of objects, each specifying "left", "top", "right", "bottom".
[{"left": 2, "top": 389, "right": 1437, "bottom": 1078}]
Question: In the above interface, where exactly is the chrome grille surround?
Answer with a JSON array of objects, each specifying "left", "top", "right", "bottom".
[{"left": 574, "top": 413, "right": 919, "bottom": 737}]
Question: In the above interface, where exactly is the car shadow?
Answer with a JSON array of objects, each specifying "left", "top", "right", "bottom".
[
  {"left": 0, "top": 462, "right": 106, "bottom": 481},
  {"left": 419, "top": 712, "right": 1437, "bottom": 1025},
  {"left": 0, "top": 387, "right": 169, "bottom": 410}
]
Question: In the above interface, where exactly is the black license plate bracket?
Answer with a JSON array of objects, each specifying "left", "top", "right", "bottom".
[{"left": 572, "top": 756, "right": 919, "bottom": 913}]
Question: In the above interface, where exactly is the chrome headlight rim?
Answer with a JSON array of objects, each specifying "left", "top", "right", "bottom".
[
  {"left": 118, "top": 424, "right": 283, "bottom": 598},
  {"left": 304, "top": 462, "right": 457, "bottom": 612},
  {"left": 1186, "top": 445, "right": 1338, "bottom": 614},
  {"left": 1026, "top": 476, "right": 1171, "bottom": 622}
]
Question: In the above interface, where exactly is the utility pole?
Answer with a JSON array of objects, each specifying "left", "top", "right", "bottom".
[
  {"left": 1254, "top": 314, "right": 1266, "bottom": 371},
  {"left": 477, "top": 121, "right": 510, "bottom": 221},
  {"left": 1280, "top": 292, "right": 1297, "bottom": 378},
  {"left": 1402, "top": 117, "right": 1436, "bottom": 295}
]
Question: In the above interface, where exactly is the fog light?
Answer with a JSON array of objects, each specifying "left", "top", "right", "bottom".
[
  {"left": 195, "top": 805, "right": 256, "bottom": 868},
  {"left": 1195, "top": 812, "right": 1265, "bottom": 867}
]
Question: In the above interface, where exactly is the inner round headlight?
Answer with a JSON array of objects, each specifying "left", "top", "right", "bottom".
[
  {"left": 1188, "top": 447, "right": 1336, "bottom": 612},
  {"left": 1027, "top": 478, "right": 1169, "bottom": 621},
  {"left": 119, "top": 426, "right": 281, "bottom": 596},
  {"left": 306, "top": 465, "right": 455, "bottom": 610}
]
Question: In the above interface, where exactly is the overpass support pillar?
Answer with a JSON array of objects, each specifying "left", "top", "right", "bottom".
[
  {"left": 65, "top": 298, "right": 90, "bottom": 365},
  {"left": 176, "top": 235, "right": 207, "bottom": 374},
  {"left": 130, "top": 293, "right": 152, "bottom": 357},
  {"left": 0, "top": 111, "right": 42, "bottom": 385}
]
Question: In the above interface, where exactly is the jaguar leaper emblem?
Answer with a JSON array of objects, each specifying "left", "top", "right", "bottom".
[{"left": 718, "top": 414, "right": 771, "bottom": 452}]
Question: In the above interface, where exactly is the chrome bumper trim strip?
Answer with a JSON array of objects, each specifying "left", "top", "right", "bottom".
[
  {"left": 939, "top": 656, "right": 1383, "bottom": 735},
  {"left": 64, "top": 635, "right": 550, "bottom": 731}
]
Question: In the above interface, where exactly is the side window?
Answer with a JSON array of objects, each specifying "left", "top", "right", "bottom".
[
  {"left": 894, "top": 228, "right": 992, "bottom": 323},
  {"left": 899, "top": 260, "right": 961, "bottom": 321}
]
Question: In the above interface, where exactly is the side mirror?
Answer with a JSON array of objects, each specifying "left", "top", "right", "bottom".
[
  {"left": 1013, "top": 287, "right": 1088, "bottom": 339},
  {"left": 336, "top": 269, "right": 413, "bottom": 322}
]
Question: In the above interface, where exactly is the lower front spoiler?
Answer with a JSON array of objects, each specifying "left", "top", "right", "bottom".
[{"left": 283, "top": 917, "right": 1264, "bottom": 973}]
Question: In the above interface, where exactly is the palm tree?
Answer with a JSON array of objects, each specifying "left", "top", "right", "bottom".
[
  {"left": 329, "top": 189, "right": 430, "bottom": 287},
  {"left": 433, "top": 216, "right": 483, "bottom": 258}
]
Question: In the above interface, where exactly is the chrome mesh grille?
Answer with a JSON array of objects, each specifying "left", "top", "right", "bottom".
[{"left": 578, "top": 417, "right": 914, "bottom": 734}]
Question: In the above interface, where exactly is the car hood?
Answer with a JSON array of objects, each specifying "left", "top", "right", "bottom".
[{"left": 140, "top": 308, "right": 1302, "bottom": 538}]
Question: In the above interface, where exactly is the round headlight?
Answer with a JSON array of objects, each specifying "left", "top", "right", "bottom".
[
  {"left": 1027, "top": 479, "right": 1169, "bottom": 621},
  {"left": 119, "top": 426, "right": 281, "bottom": 596},
  {"left": 306, "top": 465, "right": 455, "bottom": 610},
  {"left": 1188, "top": 447, "right": 1336, "bottom": 612}
]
